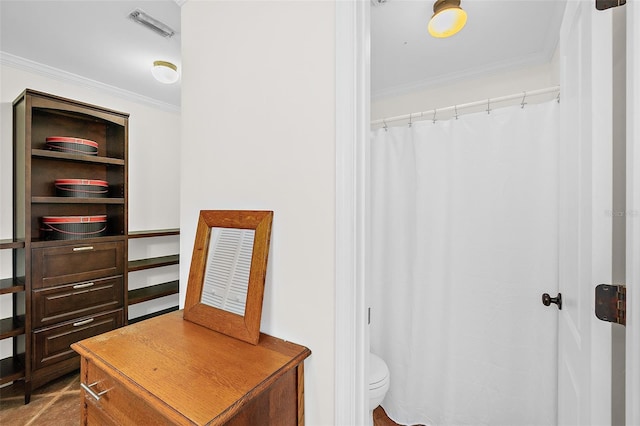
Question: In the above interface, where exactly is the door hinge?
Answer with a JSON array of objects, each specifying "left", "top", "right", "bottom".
[
  {"left": 596, "top": 0, "right": 626, "bottom": 10},
  {"left": 595, "top": 284, "right": 626, "bottom": 326}
]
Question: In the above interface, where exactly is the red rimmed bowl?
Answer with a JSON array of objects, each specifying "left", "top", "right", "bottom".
[
  {"left": 41, "top": 215, "right": 107, "bottom": 240},
  {"left": 54, "top": 179, "right": 109, "bottom": 198},
  {"left": 45, "top": 136, "right": 99, "bottom": 155}
]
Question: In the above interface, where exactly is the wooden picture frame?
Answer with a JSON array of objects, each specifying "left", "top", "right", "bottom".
[{"left": 183, "top": 210, "right": 273, "bottom": 344}]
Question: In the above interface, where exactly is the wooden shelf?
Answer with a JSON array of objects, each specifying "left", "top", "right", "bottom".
[
  {"left": 128, "top": 229, "right": 180, "bottom": 239},
  {"left": 128, "top": 254, "right": 179, "bottom": 272},
  {"left": 0, "top": 354, "right": 25, "bottom": 385},
  {"left": 128, "top": 281, "right": 179, "bottom": 305},
  {"left": 127, "top": 229, "right": 180, "bottom": 323},
  {"left": 0, "top": 315, "right": 25, "bottom": 339},
  {"left": 12, "top": 89, "right": 130, "bottom": 401},
  {"left": 32, "top": 197, "right": 125, "bottom": 204},
  {"left": 0, "top": 277, "right": 25, "bottom": 295},
  {"left": 32, "top": 149, "right": 125, "bottom": 165},
  {"left": 128, "top": 306, "right": 179, "bottom": 324},
  {"left": 30, "top": 235, "right": 125, "bottom": 248},
  {"left": 0, "top": 239, "right": 25, "bottom": 250}
]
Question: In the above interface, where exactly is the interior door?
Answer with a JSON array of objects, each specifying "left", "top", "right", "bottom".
[{"left": 557, "top": 2, "right": 613, "bottom": 425}]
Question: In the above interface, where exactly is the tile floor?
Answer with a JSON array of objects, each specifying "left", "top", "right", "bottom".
[
  {"left": 0, "top": 372, "right": 80, "bottom": 426},
  {"left": 1, "top": 371, "right": 406, "bottom": 426}
]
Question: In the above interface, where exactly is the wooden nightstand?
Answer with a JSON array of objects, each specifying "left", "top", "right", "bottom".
[{"left": 72, "top": 310, "right": 311, "bottom": 425}]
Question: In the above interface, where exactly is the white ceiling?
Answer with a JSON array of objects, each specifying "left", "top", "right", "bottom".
[
  {"left": 1, "top": 0, "right": 567, "bottom": 108},
  {"left": 371, "top": 0, "right": 567, "bottom": 99},
  {"left": 1, "top": 0, "right": 182, "bottom": 108}
]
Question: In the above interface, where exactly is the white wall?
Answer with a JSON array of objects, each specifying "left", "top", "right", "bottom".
[
  {"left": 371, "top": 49, "right": 560, "bottom": 122},
  {"left": 0, "top": 62, "right": 181, "bottom": 354},
  {"left": 180, "top": 2, "right": 335, "bottom": 425}
]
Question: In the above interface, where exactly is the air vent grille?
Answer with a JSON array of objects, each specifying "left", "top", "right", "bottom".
[{"left": 128, "top": 9, "right": 175, "bottom": 38}]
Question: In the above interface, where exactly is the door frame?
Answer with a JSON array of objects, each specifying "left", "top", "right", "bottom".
[
  {"left": 626, "top": 1, "right": 640, "bottom": 424},
  {"left": 335, "top": 1, "right": 370, "bottom": 424},
  {"left": 557, "top": 3, "right": 614, "bottom": 424},
  {"left": 335, "top": 0, "right": 640, "bottom": 424}
]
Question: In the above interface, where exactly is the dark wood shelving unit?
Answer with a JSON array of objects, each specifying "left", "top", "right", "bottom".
[
  {"left": 0, "top": 315, "right": 25, "bottom": 339},
  {"left": 128, "top": 281, "right": 179, "bottom": 305},
  {"left": 6, "top": 89, "right": 129, "bottom": 403},
  {"left": 0, "top": 239, "right": 25, "bottom": 249},
  {"left": 32, "top": 197, "right": 125, "bottom": 204},
  {"left": 31, "top": 149, "right": 126, "bottom": 166},
  {"left": 126, "top": 229, "right": 180, "bottom": 323},
  {"left": 0, "top": 354, "right": 25, "bottom": 385},
  {"left": 127, "top": 306, "right": 179, "bottom": 324},
  {"left": 0, "top": 277, "right": 25, "bottom": 294},
  {"left": 0, "top": 239, "right": 25, "bottom": 387},
  {"left": 128, "top": 229, "right": 179, "bottom": 239},
  {"left": 128, "top": 254, "right": 179, "bottom": 272}
]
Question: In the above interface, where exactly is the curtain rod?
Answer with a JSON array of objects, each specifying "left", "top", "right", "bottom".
[{"left": 371, "top": 85, "right": 560, "bottom": 127}]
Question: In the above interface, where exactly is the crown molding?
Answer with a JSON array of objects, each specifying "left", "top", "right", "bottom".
[{"left": 1, "top": 51, "right": 181, "bottom": 113}]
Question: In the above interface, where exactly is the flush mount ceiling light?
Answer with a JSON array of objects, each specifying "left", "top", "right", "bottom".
[
  {"left": 428, "top": 0, "right": 467, "bottom": 38},
  {"left": 152, "top": 61, "right": 179, "bottom": 84}
]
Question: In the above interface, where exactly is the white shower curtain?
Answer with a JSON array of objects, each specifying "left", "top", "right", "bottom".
[{"left": 369, "top": 100, "right": 560, "bottom": 426}]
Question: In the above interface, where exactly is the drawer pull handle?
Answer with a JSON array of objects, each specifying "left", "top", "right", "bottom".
[
  {"left": 81, "top": 382, "right": 109, "bottom": 401},
  {"left": 73, "top": 282, "right": 95, "bottom": 289},
  {"left": 73, "top": 318, "right": 94, "bottom": 327},
  {"left": 73, "top": 246, "right": 94, "bottom": 252}
]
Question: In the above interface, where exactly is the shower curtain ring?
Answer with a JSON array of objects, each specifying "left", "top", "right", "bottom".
[
  {"left": 454, "top": 105, "right": 459, "bottom": 120},
  {"left": 432, "top": 109, "right": 437, "bottom": 124},
  {"left": 556, "top": 92, "right": 561, "bottom": 103},
  {"left": 408, "top": 113, "right": 412, "bottom": 127},
  {"left": 383, "top": 120, "right": 388, "bottom": 132},
  {"left": 521, "top": 91, "right": 527, "bottom": 109},
  {"left": 486, "top": 99, "right": 491, "bottom": 115}
]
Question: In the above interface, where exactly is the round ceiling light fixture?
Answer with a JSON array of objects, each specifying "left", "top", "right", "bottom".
[
  {"left": 151, "top": 60, "right": 179, "bottom": 84},
  {"left": 428, "top": 0, "right": 467, "bottom": 38}
]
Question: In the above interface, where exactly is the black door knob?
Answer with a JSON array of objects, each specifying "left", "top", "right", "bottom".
[{"left": 542, "top": 292, "right": 562, "bottom": 310}]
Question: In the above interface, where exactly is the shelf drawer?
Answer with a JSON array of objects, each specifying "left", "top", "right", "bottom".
[
  {"left": 81, "top": 358, "right": 175, "bottom": 425},
  {"left": 33, "top": 276, "right": 124, "bottom": 328},
  {"left": 32, "top": 241, "right": 124, "bottom": 288},
  {"left": 33, "top": 309, "right": 123, "bottom": 371}
]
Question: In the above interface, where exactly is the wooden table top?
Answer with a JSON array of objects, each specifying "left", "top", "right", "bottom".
[{"left": 71, "top": 310, "right": 311, "bottom": 425}]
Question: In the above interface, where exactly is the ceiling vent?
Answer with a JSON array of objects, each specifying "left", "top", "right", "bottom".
[{"left": 128, "top": 9, "right": 175, "bottom": 38}]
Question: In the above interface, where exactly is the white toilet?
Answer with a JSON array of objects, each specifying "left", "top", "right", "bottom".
[{"left": 369, "top": 352, "right": 390, "bottom": 422}]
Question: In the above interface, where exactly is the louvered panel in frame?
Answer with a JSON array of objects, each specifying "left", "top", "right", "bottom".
[{"left": 202, "top": 228, "right": 255, "bottom": 316}]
